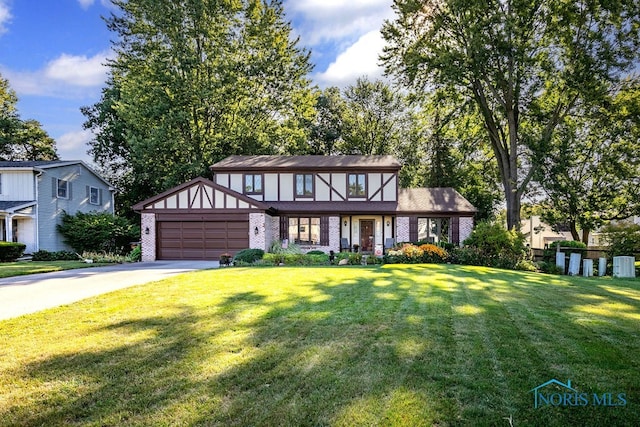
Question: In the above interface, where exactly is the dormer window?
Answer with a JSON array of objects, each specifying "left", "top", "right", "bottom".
[
  {"left": 244, "top": 174, "right": 263, "bottom": 194},
  {"left": 295, "top": 174, "right": 314, "bottom": 197},
  {"left": 348, "top": 173, "right": 366, "bottom": 198}
]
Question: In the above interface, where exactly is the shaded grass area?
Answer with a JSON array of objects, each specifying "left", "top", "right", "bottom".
[
  {"left": 1, "top": 265, "right": 639, "bottom": 426},
  {"left": 0, "top": 261, "right": 110, "bottom": 278}
]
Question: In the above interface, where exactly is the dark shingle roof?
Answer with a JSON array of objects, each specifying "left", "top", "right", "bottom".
[
  {"left": 397, "top": 188, "right": 476, "bottom": 214},
  {"left": 0, "top": 201, "right": 37, "bottom": 212},
  {"left": 0, "top": 161, "right": 68, "bottom": 168},
  {"left": 210, "top": 155, "right": 402, "bottom": 171}
]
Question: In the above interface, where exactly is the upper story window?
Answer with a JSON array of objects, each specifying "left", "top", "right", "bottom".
[
  {"left": 295, "top": 174, "right": 314, "bottom": 197},
  {"left": 244, "top": 174, "right": 263, "bottom": 194},
  {"left": 57, "top": 179, "right": 69, "bottom": 199},
  {"left": 89, "top": 186, "right": 100, "bottom": 205},
  {"left": 348, "top": 173, "right": 366, "bottom": 198}
]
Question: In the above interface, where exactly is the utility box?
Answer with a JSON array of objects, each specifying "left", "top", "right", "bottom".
[
  {"left": 598, "top": 257, "right": 607, "bottom": 276},
  {"left": 613, "top": 256, "right": 636, "bottom": 278},
  {"left": 568, "top": 253, "right": 581, "bottom": 276},
  {"left": 583, "top": 259, "right": 593, "bottom": 277}
]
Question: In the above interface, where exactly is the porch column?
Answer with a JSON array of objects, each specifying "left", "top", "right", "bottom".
[{"left": 5, "top": 215, "right": 12, "bottom": 242}]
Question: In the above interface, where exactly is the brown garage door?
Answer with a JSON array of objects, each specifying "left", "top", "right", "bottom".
[{"left": 157, "top": 220, "right": 249, "bottom": 260}]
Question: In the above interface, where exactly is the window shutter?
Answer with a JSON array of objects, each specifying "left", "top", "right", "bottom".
[
  {"left": 279, "top": 216, "right": 288, "bottom": 240},
  {"left": 99, "top": 188, "right": 103, "bottom": 205},
  {"left": 86, "top": 185, "right": 89, "bottom": 199},
  {"left": 409, "top": 217, "right": 418, "bottom": 242},
  {"left": 52, "top": 177, "right": 57, "bottom": 197},
  {"left": 68, "top": 182, "right": 73, "bottom": 200},
  {"left": 320, "top": 216, "right": 329, "bottom": 246},
  {"left": 451, "top": 217, "right": 460, "bottom": 245}
]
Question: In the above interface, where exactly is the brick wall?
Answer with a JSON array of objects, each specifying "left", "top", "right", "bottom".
[
  {"left": 396, "top": 216, "right": 410, "bottom": 243},
  {"left": 140, "top": 213, "right": 156, "bottom": 261},
  {"left": 459, "top": 217, "right": 474, "bottom": 243},
  {"left": 249, "top": 212, "right": 266, "bottom": 251}
]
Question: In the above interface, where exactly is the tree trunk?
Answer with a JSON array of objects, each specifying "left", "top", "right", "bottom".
[
  {"left": 505, "top": 185, "right": 521, "bottom": 231},
  {"left": 569, "top": 222, "right": 580, "bottom": 242},
  {"left": 581, "top": 228, "right": 590, "bottom": 245}
]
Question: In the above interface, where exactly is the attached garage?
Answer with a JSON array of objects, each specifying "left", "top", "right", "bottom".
[
  {"left": 156, "top": 219, "right": 249, "bottom": 260},
  {"left": 133, "top": 177, "right": 268, "bottom": 261}
]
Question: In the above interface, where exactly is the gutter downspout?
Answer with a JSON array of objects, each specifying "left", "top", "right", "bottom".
[{"left": 34, "top": 168, "right": 44, "bottom": 252}]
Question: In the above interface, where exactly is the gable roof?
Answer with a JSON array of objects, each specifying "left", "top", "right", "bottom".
[
  {"left": 210, "top": 155, "right": 402, "bottom": 172},
  {"left": 0, "top": 160, "right": 115, "bottom": 189},
  {"left": 132, "top": 177, "right": 270, "bottom": 212},
  {"left": 398, "top": 188, "right": 477, "bottom": 214}
]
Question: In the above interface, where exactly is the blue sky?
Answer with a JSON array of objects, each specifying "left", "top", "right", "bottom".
[{"left": 0, "top": 0, "right": 394, "bottom": 162}]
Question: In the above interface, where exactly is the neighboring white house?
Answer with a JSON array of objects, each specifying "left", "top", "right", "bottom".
[
  {"left": 0, "top": 161, "right": 115, "bottom": 253},
  {"left": 521, "top": 215, "right": 571, "bottom": 248}
]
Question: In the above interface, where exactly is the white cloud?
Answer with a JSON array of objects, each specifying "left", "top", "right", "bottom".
[
  {"left": 0, "top": 0, "right": 12, "bottom": 35},
  {"left": 77, "top": 0, "right": 94, "bottom": 10},
  {"left": 286, "top": 0, "right": 394, "bottom": 45},
  {"left": 44, "top": 53, "right": 108, "bottom": 87},
  {"left": 315, "top": 30, "right": 386, "bottom": 87},
  {"left": 2, "top": 51, "right": 110, "bottom": 98},
  {"left": 56, "top": 129, "right": 93, "bottom": 161}
]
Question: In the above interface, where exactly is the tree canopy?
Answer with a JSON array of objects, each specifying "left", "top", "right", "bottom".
[
  {"left": 83, "top": 0, "right": 316, "bottom": 210},
  {"left": 382, "top": 0, "right": 640, "bottom": 230}
]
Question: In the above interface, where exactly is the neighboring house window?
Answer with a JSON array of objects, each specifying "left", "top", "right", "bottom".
[
  {"left": 295, "top": 174, "right": 314, "bottom": 197},
  {"left": 244, "top": 174, "right": 263, "bottom": 194},
  {"left": 348, "top": 173, "right": 366, "bottom": 198},
  {"left": 288, "top": 217, "right": 321, "bottom": 245},
  {"left": 57, "top": 179, "right": 69, "bottom": 199},
  {"left": 89, "top": 186, "right": 100, "bottom": 205},
  {"left": 417, "top": 217, "right": 450, "bottom": 243}
]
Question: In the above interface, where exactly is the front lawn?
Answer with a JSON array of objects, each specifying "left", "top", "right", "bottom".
[
  {"left": 0, "top": 261, "right": 109, "bottom": 279},
  {"left": 1, "top": 265, "right": 638, "bottom": 426}
]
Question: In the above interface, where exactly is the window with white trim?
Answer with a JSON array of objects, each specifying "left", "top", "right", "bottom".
[
  {"left": 89, "top": 186, "right": 100, "bottom": 205},
  {"left": 348, "top": 173, "right": 366, "bottom": 197},
  {"left": 57, "top": 179, "right": 69, "bottom": 199}
]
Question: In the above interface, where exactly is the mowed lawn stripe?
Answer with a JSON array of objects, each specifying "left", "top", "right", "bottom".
[{"left": 0, "top": 264, "right": 638, "bottom": 426}]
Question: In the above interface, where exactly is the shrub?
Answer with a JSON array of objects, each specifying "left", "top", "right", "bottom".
[
  {"left": 306, "top": 250, "right": 326, "bottom": 255},
  {"left": 0, "top": 242, "right": 26, "bottom": 262},
  {"left": 269, "top": 240, "right": 302, "bottom": 255},
  {"left": 81, "top": 252, "right": 127, "bottom": 263},
  {"left": 460, "top": 222, "right": 527, "bottom": 270},
  {"left": 31, "top": 250, "right": 80, "bottom": 261},
  {"left": 537, "top": 261, "right": 564, "bottom": 275},
  {"left": 600, "top": 223, "right": 640, "bottom": 258},
  {"left": 384, "top": 243, "right": 448, "bottom": 264},
  {"left": 127, "top": 245, "right": 142, "bottom": 262},
  {"left": 543, "top": 240, "right": 587, "bottom": 262},
  {"left": 57, "top": 211, "right": 140, "bottom": 255},
  {"left": 233, "top": 248, "right": 265, "bottom": 264}
]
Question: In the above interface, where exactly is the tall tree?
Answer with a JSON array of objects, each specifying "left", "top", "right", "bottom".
[
  {"left": 382, "top": 0, "right": 640, "bottom": 230},
  {"left": 84, "top": 0, "right": 316, "bottom": 207},
  {"left": 536, "top": 80, "right": 640, "bottom": 243},
  {"left": 337, "top": 77, "right": 409, "bottom": 156},
  {"left": 307, "top": 87, "right": 345, "bottom": 155},
  {"left": 0, "top": 74, "right": 58, "bottom": 161}
]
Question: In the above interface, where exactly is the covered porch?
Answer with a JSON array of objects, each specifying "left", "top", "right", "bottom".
[{"left": 0, "top": 201, "right": 37, "bottom": 254}]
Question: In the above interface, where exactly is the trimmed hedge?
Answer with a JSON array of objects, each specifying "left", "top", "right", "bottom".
[
  {"left": 31, "top": 250, "right": 80, "bottom": 261},
  {"left": 0, "top": 242, "right": 26, "bottom": 262},
  {"left": 233, "top": 248, "right": 265, "bottom": 264}
]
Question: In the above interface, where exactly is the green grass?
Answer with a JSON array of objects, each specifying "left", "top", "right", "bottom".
[
  {"left": 0, "top": 261, "right": 110, "bottom": 278},
  {"left": 1, "top": 264, "right": 639, "bottom": 426}
]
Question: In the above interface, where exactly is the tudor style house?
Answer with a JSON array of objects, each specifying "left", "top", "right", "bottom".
[
  {"left": 0, "top": 161, "right": 115, "bottom": 254},
  {"left": 134, "top": 155, "right": 476, "bottom": 261}
]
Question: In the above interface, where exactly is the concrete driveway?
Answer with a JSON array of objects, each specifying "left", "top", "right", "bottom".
[{"left": 0, "top": 261, "right": 218, "bottom": 321}]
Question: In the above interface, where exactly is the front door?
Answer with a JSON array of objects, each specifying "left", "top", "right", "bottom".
[{"left": 360, "top": 220, "right": 374, "bottom": 252}]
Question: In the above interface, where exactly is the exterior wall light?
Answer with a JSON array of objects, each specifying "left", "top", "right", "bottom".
[
  {"left": 144, "top": 227, "right": 150, "bottom": 235},
  {"left": 254, "top": 226, "right": 259, "bottom": 235}
]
